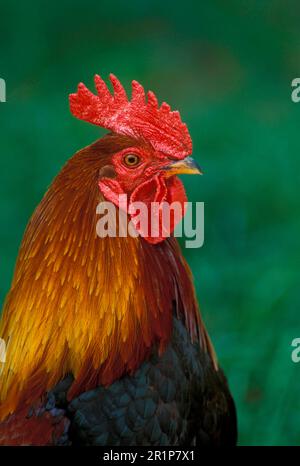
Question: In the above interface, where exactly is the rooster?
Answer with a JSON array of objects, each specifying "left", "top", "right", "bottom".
[{"left": 0, "top": 74, "right": 237, "bottom": 446}]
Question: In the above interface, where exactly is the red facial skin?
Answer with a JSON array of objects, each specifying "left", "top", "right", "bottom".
[{"left": 98, "top": 146, "right": 187, "bottom": 243}]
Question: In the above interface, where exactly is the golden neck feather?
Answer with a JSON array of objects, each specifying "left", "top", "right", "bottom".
[{"left": 0, "top": 136, "right": 214, "bottom": 420}]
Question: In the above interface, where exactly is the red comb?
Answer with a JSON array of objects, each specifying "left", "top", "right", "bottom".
[{"left": 69, "top": 74, "right": 192, "bottom": 159}]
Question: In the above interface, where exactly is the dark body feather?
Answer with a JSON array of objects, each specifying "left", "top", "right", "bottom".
[{"left": 41, "top": 314, "right": 237, "bottom": 446}]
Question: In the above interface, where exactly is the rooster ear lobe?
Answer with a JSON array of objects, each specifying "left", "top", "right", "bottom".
[{"left": 98, "top": 165, "right": 116, "bottom": 180}]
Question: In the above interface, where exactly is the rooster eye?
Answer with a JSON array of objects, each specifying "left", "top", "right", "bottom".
[{"left": 123, "top": 154, "right": 141, "bottom": 167}]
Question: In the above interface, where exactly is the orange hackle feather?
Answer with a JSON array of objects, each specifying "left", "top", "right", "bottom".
[{"left": 0, "top": 134, "right": 216, "bottom": 423}]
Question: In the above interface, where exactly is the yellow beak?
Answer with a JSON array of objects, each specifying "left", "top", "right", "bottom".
[{"left": 164, "top": 157, "right": 203, "bottom": 178}]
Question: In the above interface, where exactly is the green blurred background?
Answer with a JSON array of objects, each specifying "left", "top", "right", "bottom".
[{"left": 1, "top": 0, "right": 300, "bottom": 445}]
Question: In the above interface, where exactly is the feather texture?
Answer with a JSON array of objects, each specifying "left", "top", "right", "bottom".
[{"left": 0, "top": 134, "right": 215, "bottom": 422}]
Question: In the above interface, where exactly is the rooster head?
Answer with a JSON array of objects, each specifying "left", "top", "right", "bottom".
[{"left": 70, "top": 74, "right": 202, "bottom": 243}]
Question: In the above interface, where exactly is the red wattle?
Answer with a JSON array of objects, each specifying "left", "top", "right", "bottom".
[
  {"left": 98, "top": 174, "right": 187, "bottom": 243},
  {"left": 129, "top": 175, "right": 187, "bottom": 243}
]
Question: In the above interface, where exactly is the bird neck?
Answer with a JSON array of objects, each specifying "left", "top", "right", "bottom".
[{"left": 0, "top": 140, "right": 214, "bottom": 421}]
